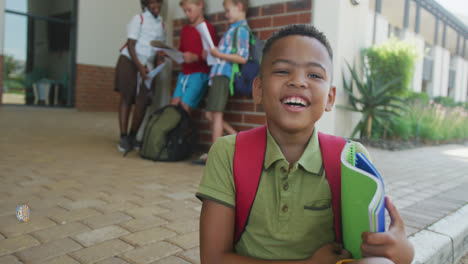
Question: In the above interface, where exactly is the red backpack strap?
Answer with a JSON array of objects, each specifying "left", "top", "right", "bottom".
[
  {"left": 318, "top": 132, "right": 347, "bottom": 243},
  {"left": 140, "top": 14, "right": 144, "bottom": 24},
  {"left": 233, "top": 125, "right": 267, "bottom": 244}
]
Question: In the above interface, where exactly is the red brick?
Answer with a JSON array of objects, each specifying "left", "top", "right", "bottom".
[
  {"left": 249, "top": 17, "right": 272, "bottom": 30},
  {"left": 286, "top": 0, "right": 312, "bottom": 12},
  {"left": 206, "top": 14, "right": 217, "bottom": 23},
  {"left": 273, "top": 14, "right": 299, "bottom": 27},
  {"left": 224, "top": 112, "right": 243, "bottom": 123},
  {"left": 260, "top": 29, "right": 277, "bottom": 40},
  {"left": 244, "top": 114, "right": 266, "bottom": 125},
  {"left": 298, "top": 12, "right": 312, "bottom": 23},
  {"left": 262, "top": 4, "right": 285, "bottom": 16},
  {"left": 227, "top": 101, "right": 255, "bottom": 112},
  {"left": 75, "top": 63, "right": 119, "bottom": 112},
  {"left": 216, "top": 13, "right": 226, "bottom": 22},
  {"left": 233, "top": 124, "right": 256, "bottom": 132},
  {"left": 247, "top": 7, "right": 260, "bottom": 17},
  {"left": 198, "top": 133, "right": 212, "bottom": 143},
  {"left": 255, "top": 103, "right": 265, "bottom": 113}
]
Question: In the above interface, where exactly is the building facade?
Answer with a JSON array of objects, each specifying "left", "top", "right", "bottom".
[{"left": 1, "top": 0, "right": 467, "bottom": 146}]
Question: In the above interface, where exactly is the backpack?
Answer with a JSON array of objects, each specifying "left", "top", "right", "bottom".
[
  {"left": 233, "top": 125, "right": 346, "bottom": 244},
  {"left": 140, "top": 105, "right": 197, "bottom": 161},
  {"left": 229, "top": 25, "right": 265, "bottom": 96}
]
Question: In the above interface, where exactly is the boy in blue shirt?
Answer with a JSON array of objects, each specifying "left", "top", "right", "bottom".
[
  {"left": 202, "top": 0, "right": 250, "bottom": 158},
  {"left": 197, "top": 24, "right": 414, "bottom": 264}
]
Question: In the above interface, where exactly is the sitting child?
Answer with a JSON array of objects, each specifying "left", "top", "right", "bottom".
[{"left": 196, "top": 24, "right": 414, "bottom": 264}]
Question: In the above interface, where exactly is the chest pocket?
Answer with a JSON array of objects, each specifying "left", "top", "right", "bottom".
[{"left": 304, "top": 199, "right": 332, "bottom": 216}]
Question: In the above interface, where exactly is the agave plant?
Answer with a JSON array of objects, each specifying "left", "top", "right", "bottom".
[{"left": 341, "top": 61, "right": 407, "bottom": 139}]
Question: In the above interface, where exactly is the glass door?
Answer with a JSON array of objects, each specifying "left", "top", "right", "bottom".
[{"left": 2, "top": 0, "right": 77, "bottom": 107}]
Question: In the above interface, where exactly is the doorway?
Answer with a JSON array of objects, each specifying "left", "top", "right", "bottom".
[{"left": 2, "top": 0, "right": 77, "bottom": 107}]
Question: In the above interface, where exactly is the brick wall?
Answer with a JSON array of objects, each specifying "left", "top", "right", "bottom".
[
  {"left": 75, "top": 63, "right": 119, "bottom": 111},
  {"left": 173, "top": 0, "right": 312, "bottom": 149},
  {"left": 0, "top": 55, "right": 3, "bottom": 106}
]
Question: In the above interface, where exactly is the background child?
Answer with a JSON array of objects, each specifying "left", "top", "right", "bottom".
[
  {"left": 170, "top": 0, "right": 217, "bottom": 113},
  {"left": 197, "top": 24, "right": 414, "bottom": 264},
  {"left": 203, "top": 0, "right": 250, "bottom": 157},
  {"left": 114, "top": 0, "right": 165, "bottom": 152}
]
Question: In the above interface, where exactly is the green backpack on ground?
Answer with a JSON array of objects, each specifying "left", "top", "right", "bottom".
[{"left": 140, "top": 105, "right": 197, "bottom": 161}]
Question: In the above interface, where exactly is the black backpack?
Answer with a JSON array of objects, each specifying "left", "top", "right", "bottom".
[
  {"left": 140, "top": 105, "right": 197, "bottom": 161},
  {"left": 229, "top": 25, "right": 265, "bottom": 96}
]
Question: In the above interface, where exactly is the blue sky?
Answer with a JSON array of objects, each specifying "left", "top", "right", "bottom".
[
  {"left": 4, "top": 0, "right": 27, "bottom": 61},
  {"left": 2, "top": 0, "right": 468, "bottom": 62}
]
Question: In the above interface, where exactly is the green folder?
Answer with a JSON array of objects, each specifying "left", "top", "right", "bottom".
[{"left": 341, "top": 142, "right": 385, "bottom": 259}]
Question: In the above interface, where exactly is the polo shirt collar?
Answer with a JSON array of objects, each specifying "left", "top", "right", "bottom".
[
  {"left": 264, "top": 128, "right": 323, "bottom": 175},
  {"left": 228, "top": 19, "right": 247, "bottom": 29},
  {"left": 143, "top": 8, "right": 161, "bottom": 21}
]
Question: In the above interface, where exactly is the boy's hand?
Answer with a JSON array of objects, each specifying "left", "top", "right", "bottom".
[
  {"left": 183, "top": 52, "right": 198, "bottom": 63},
  {"left": 156, "top": 51, "right": 165, "bottom": 66},
  {"left": 138, "top": 66, "right": 149, "bottom": 80},
  {"left": 306, "top": 243, "right": 352, "bottom": 264},
  {"left": 210, "top": 47, "right": 221, "bottom": 58},
  {"left": 361, "top": 197, "right": 414, "bottom": 264}
]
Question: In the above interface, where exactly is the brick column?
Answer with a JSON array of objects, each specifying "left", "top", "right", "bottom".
[
  {"left": 75, "top": 63, "right": 119, "bottom": 111},
  {"left": 173, "top": 0, "right": 312, "bottom": 149}
]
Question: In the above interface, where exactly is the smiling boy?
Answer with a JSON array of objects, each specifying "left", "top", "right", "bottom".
[{"left": 196, "top": 24, "right": 414, "bottom": 264}]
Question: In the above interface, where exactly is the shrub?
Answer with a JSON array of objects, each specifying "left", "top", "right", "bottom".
[
  {"left": 433, "top": 96, "right": 457, "bottom": 108},
  {"left": 363, "top": 37, "right": 419, "bottom": 97}
]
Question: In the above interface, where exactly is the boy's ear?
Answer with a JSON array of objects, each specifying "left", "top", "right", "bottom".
[
  {"left": 252, "top": 76, "right": 262, "bottom": 105},
  {"left": 325, "top": 86, "right": 336, "bottom": 112}
]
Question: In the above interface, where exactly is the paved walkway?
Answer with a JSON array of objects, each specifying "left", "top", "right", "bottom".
[{"left": 0, "top": 106, "right": 467, "bottom": 264}]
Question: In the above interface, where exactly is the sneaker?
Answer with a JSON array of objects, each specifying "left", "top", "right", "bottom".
[
  {"left": 118, "top": 136, "right": 132, "bottom": 152},
  {"left": 128, "top": 135, "right": 141, "bottom": 150},
  {"left": 192, "top": 153, "right": 208, "bottom": 165}
]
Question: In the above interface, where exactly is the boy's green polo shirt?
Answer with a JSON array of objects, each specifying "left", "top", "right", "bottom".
[{"left": 196, "top": 128, "right": 370, "bottom": 260}]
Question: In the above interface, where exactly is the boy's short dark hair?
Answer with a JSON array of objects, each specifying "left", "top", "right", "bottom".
[
  {"left": 262, "top": 24, "right": 333, "bottom": 61},
  {"left": 225, "top": 0, "right": 249, "bottom": 12},
  {"left": 141, "top": 0, "right": 163, "bottom": 10}
]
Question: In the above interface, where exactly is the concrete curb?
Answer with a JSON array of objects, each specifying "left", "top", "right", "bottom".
[{"left": 409, "top": 204, "right": 468, "bottom": 264}]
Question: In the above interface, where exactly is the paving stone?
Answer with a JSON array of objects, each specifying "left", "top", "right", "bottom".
[
  {"left": 47, "top": 255, "right": 80, "bottom": 264},
  {"left": 32, "top": 222, "right": 91, "bottom": 243},
  {"left": 50, "top": 208, "right": 101, "bottom": 224},
  {"left": 27, "top": 206, "right": 69, "bottom": 218},
  {"left": 0, "top": 255, "right": 23, "bottom": 264},
  {"left": 151, "top": 256, "right": 191, "bottom": 264},
  {"left": 0, "top": 235, "right": 40, "bottom": 256},
  {"left": 165, "top": 220, "right": 199, "bottom": 235},
  {"left": 0, "top": 233, "right": 4, "bottom": 240},
  {"left": 82, "top": 211, "right": 133, "bottom": 229},
  {"left": 93, "top": 202, "right": 136, "bottom": 214},
  {"left": 60, "top": 199, "right": 107, "bottom": 210},
  {"left": 124, "top": 205, "right": 170, "bottom": 218},
  {"left": 0, "top": 217, "right": 56, "bottom": 238},
  {"left": 17, "top": 238, "right": 82, "bottom": 263},
  {"left": 72, "top": 225, "right": 130, "bottom": 247},
  {"left": 122, "top": 241, "right": 182, "bottom": 264},
  {"left": 100, "top": 193, "right": 142, "bottom": 204},
  {"left": 69, "top": 239, "right": 134, "bottom": 264},
  {"left": 96, "top": 257, "right": 130, "bottom": 264},
  {"left": 178, "top": 246, "right": 200, "bottom": 264},
  {"left": 164, "top": 192, "right": 194, "bottom": 201},
  {"left": 157, "top": 209, "right": 199, "bottom": 223},
  {"left": 166, "top": 231, "right": 199, "bottom": 250},
  {"left": 119, "top": 216, "right": 169, "bottom": 232},
  {"left": 121, "top": 227, "right": 177, "bottom": 247}
]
